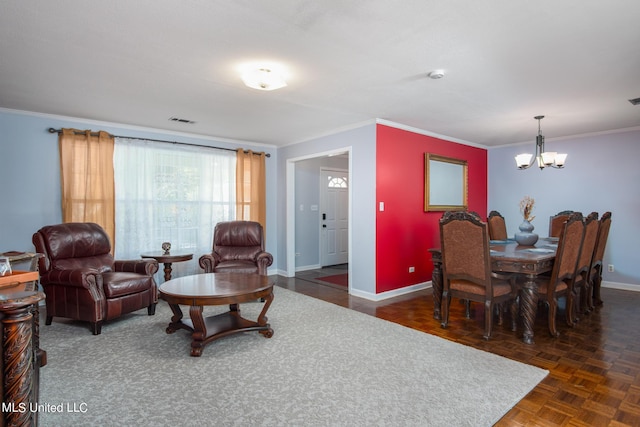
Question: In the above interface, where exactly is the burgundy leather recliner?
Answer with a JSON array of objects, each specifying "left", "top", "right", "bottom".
[
  {"left": 199, "top": 221, "right": 273, "bottom": 275},
  {"left": 33, "top": 222, "right": 159, "bottom": 335}
]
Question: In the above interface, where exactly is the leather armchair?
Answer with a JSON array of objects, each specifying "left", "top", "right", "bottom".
[
  {"left": 33, "top": 222, "right": 159, "bottom": 335},
  {"left": 199, "top": 221, "right": 273, "bottom": 275}
]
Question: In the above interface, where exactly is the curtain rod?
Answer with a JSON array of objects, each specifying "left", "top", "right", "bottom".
[{"left": 47, "top": 128, "right": 270, "bottom": 157}]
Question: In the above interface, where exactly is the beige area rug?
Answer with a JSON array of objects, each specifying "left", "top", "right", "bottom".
[{"left": 38, "top": 286, "right": 547, "bottom": 426}]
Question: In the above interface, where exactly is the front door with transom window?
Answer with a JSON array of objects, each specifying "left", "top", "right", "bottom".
[{"left": 319, "top": 168, "right": 348, "bottom": 266}]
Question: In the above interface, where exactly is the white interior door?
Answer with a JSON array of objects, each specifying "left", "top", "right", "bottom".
[{"left": 320, "top": 168, "right": 349, "bottom": 266}]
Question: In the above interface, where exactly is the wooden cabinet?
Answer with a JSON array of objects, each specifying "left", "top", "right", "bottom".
[{"left": 0, "top": 273, "right": 46, "bottom": 427}]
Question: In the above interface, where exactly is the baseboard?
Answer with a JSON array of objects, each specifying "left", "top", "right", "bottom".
[
  {"left": 350, "top": 281, "right": 430, "bottom": 302},
  {"left": 602, "top": 281, "right": 640, "bottom": 292},
  {"left": 269, "top": 268, "right": 288, "bottom": 277},
  {"left": 268, "top": 264, "right": 330, "bottom": 278},
  {"left": 295, "top": 264, "right": 322, "bottom": 272}
]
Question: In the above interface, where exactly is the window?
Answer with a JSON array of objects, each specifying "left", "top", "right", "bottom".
[
  {"left": 113, "top": 139, "right": 236, "bottom": 277},
  {"left": 327, "top": 175, "right": 348, "bottom": 188}
]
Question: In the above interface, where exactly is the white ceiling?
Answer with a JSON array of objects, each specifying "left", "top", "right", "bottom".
[{"left": 1, "top": 0, "right": 639, "bottom": 147}]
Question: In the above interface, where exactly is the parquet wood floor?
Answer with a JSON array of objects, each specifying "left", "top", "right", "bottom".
[{"left": 275, "top": 276, "right": 640, "bottom": 426}]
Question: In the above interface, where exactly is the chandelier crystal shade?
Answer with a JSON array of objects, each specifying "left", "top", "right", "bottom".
[{"left": 515, "top": 116, "right": 567, "bottom": 170}]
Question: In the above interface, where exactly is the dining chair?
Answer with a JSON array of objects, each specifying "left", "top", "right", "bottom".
[
  {"left": 548, "top": 210, "right": 574, "bottom": 238},
  {"left": 439, "top": 211, "right": 518, "bottom": 340},
  {"left": 588, "top": 211, "right": 612, "bottom": 309},
  {"left": 568, "top": 212, "right": 599, "bottom": 322},
  {"left": 535, "top": 212, "right": 584, "bottom": 337},
  {"left": 487, "top": 210, "right": 508, "bottom": 241}
]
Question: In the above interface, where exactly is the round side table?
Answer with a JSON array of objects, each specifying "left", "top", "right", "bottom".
[{"left": 141, "top": 251, "right": 193, "bottom": 282}]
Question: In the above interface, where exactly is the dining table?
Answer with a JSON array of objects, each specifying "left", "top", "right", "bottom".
[{"left": 429, "top": 237, "right": 558, "bottom": 344}]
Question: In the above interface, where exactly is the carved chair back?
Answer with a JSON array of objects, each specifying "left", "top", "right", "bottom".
[
  {"left": 487, "top": 210, "right": 508, "bottom": 241},
  {"left": 548, "top": 210, "right": 575, "bottom": 238}
]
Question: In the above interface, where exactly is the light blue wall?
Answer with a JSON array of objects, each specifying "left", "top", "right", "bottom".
[
  {"left": 1, "top": 112, "right": 62, "bottom": 245},
  {"left": 488, "top": 129, "right": 640, "bottom": 289},
  {"left": 0, "top": 109, "right": 278, "bottom": 267},
  {"left": 6, "top": 107, "right": 636, "bottom": 294},
  {"left": 277, "top": 123, "right": 377, "bottom": 296}
]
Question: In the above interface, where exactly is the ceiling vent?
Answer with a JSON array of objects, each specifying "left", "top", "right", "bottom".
[
  {"left": 169, "top": 117, "right": 196, "bottom": 124},
  {"left": 629, "top": 97, "right": 640, "bottom": 106}
]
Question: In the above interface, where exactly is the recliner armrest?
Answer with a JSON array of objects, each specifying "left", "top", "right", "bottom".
[
  {"left": 42, "top": 267, "right": 102, "bottom": 289},
  {"left": 114, "top": 259, "right": 159, "bottom": 276},
  {"left": 199, "top": 253, "right": 222, "bottom": 273},
  {"left": 255, "top": 251, "right": 273, "bottom": 265},
  {"left": 255, "top": 251, "right": 273, "bottom": 275}
]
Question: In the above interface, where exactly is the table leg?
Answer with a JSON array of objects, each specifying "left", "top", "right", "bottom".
[
  {"left": 189, "top": 305, "right": 206, "bottom": 357},
  {"left": 163, "top": 262, "right": 173, "bottom": 282},
  {"left": 520, "top": 274, "right": 539, "bottom": 344},
  {"left": 430, "top": 253, "right": 442, "bottom": 320},
  {"left": 166, "top": 303, "right": 184, "bottom": 333},
  {"left": 258, "top": 290, "right": 274, "bottom": 338}
]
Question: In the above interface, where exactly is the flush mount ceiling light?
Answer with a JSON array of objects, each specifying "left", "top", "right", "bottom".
[
  {"left": 241, "top": 65, "right": 287, "bottom": 91},
  {"left": 427, "top": 70, "right": 445, "bottom": 79},
  {"left": 515, "top": 116, "right": 567, "bottom": 170}
]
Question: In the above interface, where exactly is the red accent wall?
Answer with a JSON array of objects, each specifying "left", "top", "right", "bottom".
[{"left": 375, "top": 124, "right": 487, "bottom": 293}]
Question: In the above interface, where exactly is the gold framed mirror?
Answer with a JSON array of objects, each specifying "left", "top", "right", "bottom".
[{"left": 424, "top": 153, "right": 468, "bottom": 211}]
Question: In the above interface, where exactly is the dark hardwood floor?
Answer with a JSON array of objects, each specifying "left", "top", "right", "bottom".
[{"left": 275, "top": 275, "right": 640, "bottom": 426}]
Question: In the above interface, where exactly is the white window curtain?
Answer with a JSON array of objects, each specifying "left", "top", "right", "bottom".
[{"left": 113, "top": 138, "right": 236, "bottom": 278}]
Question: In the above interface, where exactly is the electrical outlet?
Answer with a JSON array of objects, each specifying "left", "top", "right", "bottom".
[
  {"left": 408, "top": 266, "right": 415, "bottom": 273},
  {"left": 608, "top": 264, "right": 614, "bottom": 273}
]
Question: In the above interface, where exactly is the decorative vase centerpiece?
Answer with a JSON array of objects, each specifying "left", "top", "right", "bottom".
[
  {"left": 514, "top": 196, "right": 539, "bottom": 246},
  {"left": 161, "top": 242, "right": 171, "bottom": 254}
]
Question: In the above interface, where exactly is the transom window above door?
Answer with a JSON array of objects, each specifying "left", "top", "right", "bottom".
[{"left": 327, "top": 176, "right": 348, "bottom": 188}]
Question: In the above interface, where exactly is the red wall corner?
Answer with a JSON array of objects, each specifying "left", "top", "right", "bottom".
[{"left": 375, "top": 124, "right": 487, "bottom": 293}]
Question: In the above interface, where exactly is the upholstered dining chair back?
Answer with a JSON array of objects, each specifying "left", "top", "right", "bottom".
[
  {"left": 487, "top": 210, "right": 508, "bottom": 241},
  {"left": 571, "top": 212, "right": 600, "bottom": 316},
  {"left": 548, "top": 213, "right": 585, "bottom": 295},
  {"left": 591, "top": 212, "right": 612, "bottom": 272},
  {"left": 548, "top": 210, "right": 574, "bottom": 238},
  {"left": 575, "top": 212, "right": 600, "bottom": 279},
  {"left": 535, "top": 212, "right": 584, "bottom": 336},
  {"left": 589, "top": 211, "right": 612, "bottom": 307},
  {"left": 199, "top": 220, "right": 273, "bottom": 275},
  {"left": 441, "top": 212, "right": 490, "bottom": 284},
  {"left": 439, "top": 211, "right": 516, "bottom": 340}
]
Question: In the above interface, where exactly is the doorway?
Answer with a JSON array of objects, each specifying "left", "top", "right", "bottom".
[{"left": 286, "top": 149, "right": 351, "bottom": 291}]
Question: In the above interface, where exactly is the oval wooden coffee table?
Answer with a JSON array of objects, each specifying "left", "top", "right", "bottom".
[{"left": 159, "top": 272, "right": 274, "bottom": 357}]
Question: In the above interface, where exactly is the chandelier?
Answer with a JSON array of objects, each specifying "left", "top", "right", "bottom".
[{"left": 515, "top": 116, "right": 567, "bottom": 170}]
